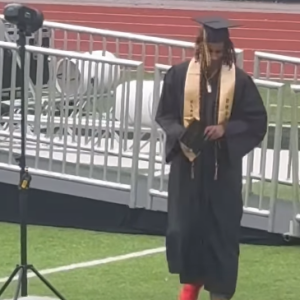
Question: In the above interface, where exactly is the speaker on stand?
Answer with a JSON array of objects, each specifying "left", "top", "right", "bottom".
[{"left": 0, "top": 21, "right": 51, "bottom": 101}]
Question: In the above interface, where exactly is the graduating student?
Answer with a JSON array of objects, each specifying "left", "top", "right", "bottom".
[{"left": 155, "top": 16, "right": 267, "bottom": 300}]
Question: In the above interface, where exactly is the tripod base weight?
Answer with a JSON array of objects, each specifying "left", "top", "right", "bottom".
[{"left": 0, "top": 265, "right": 66, "bottom": 300}]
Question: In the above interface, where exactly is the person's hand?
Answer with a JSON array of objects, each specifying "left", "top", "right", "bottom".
[{"left": 204, "top": 125, "right": 225, "bottom": 141}]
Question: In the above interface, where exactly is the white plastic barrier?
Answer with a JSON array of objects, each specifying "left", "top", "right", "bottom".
[
  {"left": 115, "top": 80, "right": 163, "bottom": 127},
  {"left": 56, "top": 50, "right": 121, "bottom": 96}
]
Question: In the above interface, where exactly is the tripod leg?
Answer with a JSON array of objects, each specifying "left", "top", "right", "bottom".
[
  {"left": 28, "top": 266, "right": 67, "bottom": 300},
  {"left": 13, "top": 267, "right": 24, "bottom": 300},
  {"left": 0, "top": 266, "right": 22, "bottom": 296}
]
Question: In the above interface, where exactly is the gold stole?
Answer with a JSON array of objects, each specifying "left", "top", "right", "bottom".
[{"left": 182, "top": 59, "right": 236, "bottom": 162}]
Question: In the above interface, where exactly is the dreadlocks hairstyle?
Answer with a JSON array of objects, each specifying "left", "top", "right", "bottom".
[{"left": 194, "top": 27, "right": 236, "bottom": 120}]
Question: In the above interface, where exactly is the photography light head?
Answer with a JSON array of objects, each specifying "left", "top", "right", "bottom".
[{"left": 4, "top": 3, "right": 44, "bottom": 34}]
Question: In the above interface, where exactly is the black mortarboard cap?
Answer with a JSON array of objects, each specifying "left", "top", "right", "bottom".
[{"left": 193, "top": 16, "right": 239, "bottom": 43}]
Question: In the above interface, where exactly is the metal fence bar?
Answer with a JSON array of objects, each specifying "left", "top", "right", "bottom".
[
  {"left": 289, "top": 84, "right": 300, "bottom": 237},
  {"left": 42, "top": 19, "right": 243, "bottom": 51},
  {"left": 253, "top": 50, "right": 300, "bottom": 185},
  {"left": 0, "top": 41, "right": 142, "bottom": 67},
  {"left": 0, "top": 162, "right": 130, "bottom": 191},
  {"left": 253, "top": 51, "right": 300, "bottom": 80},
  {"left": 267, "top": 83, "right": 284, "bottom": 232},
  {"left": 0, "top": 16, "right": 244, "bottom": 71},
  {"left": 146, "top": 64, "right": 167, "bottom": 209},
  {"left": 147, "top": 64, "right": 170, "bottom": 208},
  {"left": 255, "top": 51, "right": 300, "bottom": 65},
  {"left": 243, "top": 79, "right": 285, "bottom": 219},
  {"left": 0, "top": 41, "right": 145, "bottom": 207},
  {"left": 245, "top": 80, "right": 286, "bottom": 225},
  {"left": 129, "top": 63, "right": 144, "bottom": 208}
]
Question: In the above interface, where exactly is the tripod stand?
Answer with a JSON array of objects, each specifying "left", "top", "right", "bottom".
[{"left": 0, "top": 27, "right": 66, "bottom": 300}]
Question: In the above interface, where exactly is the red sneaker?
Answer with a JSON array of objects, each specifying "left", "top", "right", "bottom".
[{"left": 179, "top": 284, "right": 202, "bottom": 300}]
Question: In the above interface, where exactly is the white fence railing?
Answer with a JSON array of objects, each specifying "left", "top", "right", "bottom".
[
  {"left": 0, "top": 41, "right": 144, "bottom": 208},
  {"left": 0, "top": 16, "right": 244, "bottom": 71},
  {"left": 289, "top": 84, "right": 300, "bottom": 236},
  {"left": 254, "top": 51, "right": 300, "bottom": 184},
  {"left": 254, "top": 51, "right": 300, "bottom": 81}
]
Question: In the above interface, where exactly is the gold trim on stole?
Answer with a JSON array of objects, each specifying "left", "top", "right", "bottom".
[
  {"left": 181, "top": 59, "right": 236, "bottom": 162},
  {"left": 218, "top": 64, "right": 236, "bottom": 125},
  {"left": 183, "top": 59, "right": 201, "bottom": 128}
]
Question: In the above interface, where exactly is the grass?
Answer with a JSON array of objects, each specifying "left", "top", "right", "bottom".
[
  {"left": 258, "top": 84, "right": 298, "bottom": 124},
  {"left": 0, "top": 222, "right": 299, "bottom": 300},
  {"left": 0, "top": 222, "right": 162, "bottom": 278},
  {"left": 251, "top": 181, "right": 296, "bottom": 201}
]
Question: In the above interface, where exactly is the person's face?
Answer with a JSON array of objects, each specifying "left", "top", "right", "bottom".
[{"left": 207, "top": 42, "right": 224, "bottom": 70}]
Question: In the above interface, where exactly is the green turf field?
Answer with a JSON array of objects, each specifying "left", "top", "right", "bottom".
[
  {"left": 1, "top": 222, "right": 299, "bottom": 300},
  {"left": 249, "top": 181, "right": 294, "bottom": 202}
]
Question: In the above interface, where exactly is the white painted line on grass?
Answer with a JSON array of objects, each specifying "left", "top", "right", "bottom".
[{"left": 0, "top": 246, "right": 165, "bottom": 283}]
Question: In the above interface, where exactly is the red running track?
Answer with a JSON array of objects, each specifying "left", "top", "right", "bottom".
[{"left": 1, "top": 4, "right": 300, "bottom": 76}]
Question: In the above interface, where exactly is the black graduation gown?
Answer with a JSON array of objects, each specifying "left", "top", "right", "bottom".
[{"left": 155, "top": 61, "right": 267, "bottom": 297}]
